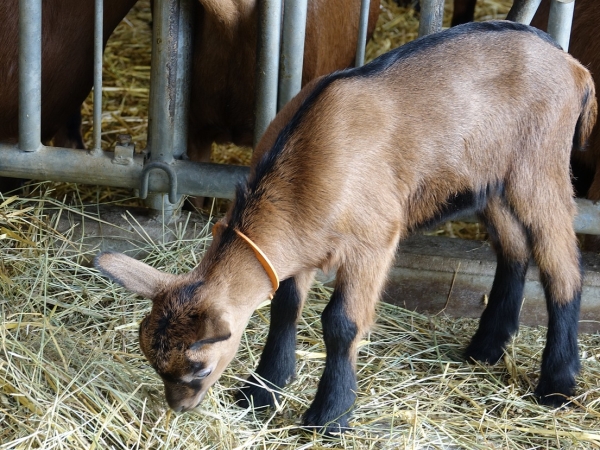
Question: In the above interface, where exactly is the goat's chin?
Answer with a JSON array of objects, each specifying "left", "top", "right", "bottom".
[{"left": 168, "top": 389, "right": 207, "bottom": 413}]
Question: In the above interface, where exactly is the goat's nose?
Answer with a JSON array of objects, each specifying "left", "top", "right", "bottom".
[{"left": 172, "top": 405, "right": 185, "bottom": 413}]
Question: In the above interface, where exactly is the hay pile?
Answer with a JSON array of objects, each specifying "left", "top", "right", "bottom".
[
  {"left": 1, "top": 189, "right": 600, "bottom": 448},
  {"left": 2, "top": 0, "right": 599, "bottom": 448}
]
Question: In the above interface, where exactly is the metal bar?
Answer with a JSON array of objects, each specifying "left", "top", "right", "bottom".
[
  {"left": 146, "top": 0, "right": 183, "bottom": 213},
  {"left": 254, "top": 0, "right": 282, "bottom": 147},
  {"left": 3, "top": 143, "right": 600, "bottom": 234},
  {"left": 172, "top": 0, "right": 194, "bottom": 159},
  {"left": 0, "top": 143, "right": 249, "bottom": 199},
  {"left": 355, "top": 0, "right": 371, "bottom": 67},
  {"left": 444, "top": 197, "right": 600, "bottom": 236},
  {"left": 93, "top": 0, "right": 104, "bottom": 152},
  {"left": 278, "top": 0, "right": 307, "bottom": 110},
  {"left": 506, "top": 0, "right": 543, "bottom": 24},
  {"left": 547, "top": 0, "right": 575, "bottom": 51},
  {"left": 418, "top": 0, "right": 445, "bottom": 37},
  {"left": 18, "top": 0, "right": 42, "bottom": 152},
  {"left": 147, "top": 0, "right": 180, "bottom": 163}
]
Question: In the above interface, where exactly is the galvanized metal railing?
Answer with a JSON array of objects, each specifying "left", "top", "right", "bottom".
[
  {"left": 278, "top": 0, "right": 308, "bottom": 110},
  {"left": 3, "top": 0, "right": 595, "bottom": 232},
  {"left": 93, "top": 0, "right": 103, "bottom": 153},
  {"left": 355, "top": 0, "right": 372, "bottom": 67},
  {"left": 3, "top": 0, "right": 367, "bottom": 205},
  {"left": 18, "top": 0, "right": 42, "bottom": 153},
  {"left": 420, "top": 0, "right": 575, "bottom": 51},
  {"left": 3, "top": 0, "right": 250, "bottom": 204}
]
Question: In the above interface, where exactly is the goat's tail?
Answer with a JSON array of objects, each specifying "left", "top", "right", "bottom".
[{"left": 573, "top": 72, "right": 598, "bottom": 152}]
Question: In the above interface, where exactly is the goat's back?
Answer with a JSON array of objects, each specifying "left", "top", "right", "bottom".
[{"left": 250, "top": 21, "right": 595, "bottom": 239}]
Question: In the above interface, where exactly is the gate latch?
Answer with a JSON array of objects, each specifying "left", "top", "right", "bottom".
[{"left": 112, "top": 134, "right": 134, "bottom": 165}]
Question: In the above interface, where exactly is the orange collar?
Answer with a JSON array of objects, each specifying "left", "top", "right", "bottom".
[{"left": 212, "top": 221, "right": 280, "bottom": 299}]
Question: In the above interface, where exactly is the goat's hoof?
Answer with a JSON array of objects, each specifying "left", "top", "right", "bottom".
[
  {"left": 464, "top": 341, "right": 504, "bottom": 365},
  {"left": 235, "top": 378, "right": 280, "bottom": 409},
  {"left": 302, "top": 408, "right": 351, "bottom": 436},
  {"left": 535, "top": 391, "right": 572, "bottom": 408},
  {"left": 535, "top": 377, "right": 575, "bottom": 408}
]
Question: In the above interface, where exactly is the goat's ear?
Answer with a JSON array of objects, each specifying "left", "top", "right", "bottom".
[{"left": 94, "top": 251, "right": 176, "bottom": 299}]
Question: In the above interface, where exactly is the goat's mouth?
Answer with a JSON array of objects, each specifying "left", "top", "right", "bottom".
[
  {"left": 165, "top": 386, "right": 208, "bottom": 412},
  {"left": 171, "top": 392, "right": 207, "bottom": 412}
]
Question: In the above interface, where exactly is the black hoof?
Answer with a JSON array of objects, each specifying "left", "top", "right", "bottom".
[
  {"left": 464, "top": 339, "right": 505, "bottom": 365},
  {"left": 302, "top": 407, "right": 351, "bottom": 436},
  {"left": 535, "top": 391, "right": 572, "bottom": 408},
  {"left": 534, "top": 375, "right": 575, "bottom": 408},
  {"left": 235, "top": 376, "right": 281, "bottom": 409}
]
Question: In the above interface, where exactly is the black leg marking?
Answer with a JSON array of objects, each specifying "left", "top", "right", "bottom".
[
  {"left": 465, "top": 254, "right": 528, "bottom": 364},
  {"left": 236, "top": 278, "right": 301, "bottom": 408},
  {"left": 303, "top": 286, "right": 358, "bottom": 435},
  {"left": 535, "top": 274, "right": 581, "bottom": 407}
]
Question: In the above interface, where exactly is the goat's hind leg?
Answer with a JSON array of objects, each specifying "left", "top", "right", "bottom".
[
  {"left": 465, "top": 197, "right": 530, "bottom": 365},
  {"left": 236, "top": 270, "right": 315, "bottom": 408},
  {"left": 494, "top": 176, "right": 581, "bottom": 406},
  {"left": 525, "top": 205, "right": 581, "bottom": 406}
]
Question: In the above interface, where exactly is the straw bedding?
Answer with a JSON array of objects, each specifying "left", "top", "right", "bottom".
[{"left": 1, "top": 1, "right": 599, "bottom": 448}]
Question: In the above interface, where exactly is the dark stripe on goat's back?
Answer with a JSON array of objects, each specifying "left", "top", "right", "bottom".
[{"left": 228, "top": 20, "right": 558, "bottom": 232}]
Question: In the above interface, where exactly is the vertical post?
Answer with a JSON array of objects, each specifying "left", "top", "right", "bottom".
[
  {"left": 19, "top": 0, "right": 42, "bottom": 152},
  {"left": 547, "top": 0, "right": 575, "bottom": 51},
  {"left": 93, "top": 0, "right": 104, "bottom": 152},
  {"left": 418, "top": 0, "right": 445, "bottom": 37},
  {"left": 355, "top": 0, "right": 371, "bottom": 67},
  {"left": 278, "top": 0, "right": 307, "bottom": 111},
  {"left": 172, "top": 0, "right": 194, "bottom": 159},
  {"left": 506, "top": 0, "right": 543, "bottom": 24},
  {"left": 254, "top": 0, "right": 282, "bottom": 148},
  {"left": 146, "top": 0, "right": 184, "bottom": 215},
  {"left": 147, "top": 0, "right": 179, "bottom": 164}
]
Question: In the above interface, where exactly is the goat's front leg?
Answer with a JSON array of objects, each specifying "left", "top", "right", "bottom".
[
  {"left": 236, "top": 271, "right": 315, "bottom": 408},
  {"left": 303, "top": 246, "right": 398, "bottom": 435},
  {"left": 302, "top": 284, "right": 359, "bottom": 434}
]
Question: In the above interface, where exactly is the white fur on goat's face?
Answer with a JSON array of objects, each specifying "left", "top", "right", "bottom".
[{"left": 94, "top": 252, "right": 245, "bottom": 412}]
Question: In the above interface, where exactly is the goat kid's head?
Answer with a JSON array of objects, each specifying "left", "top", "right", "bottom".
[{"left": 94, "top": 252, "right": 241, "bottom": 412}]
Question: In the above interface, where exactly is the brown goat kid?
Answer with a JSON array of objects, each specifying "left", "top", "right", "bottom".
[{"left": 95, "top": 21, "right": 596, "bottom": 434}]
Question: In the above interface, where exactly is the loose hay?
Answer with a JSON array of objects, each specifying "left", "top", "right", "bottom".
[
  {"left": 1, "top": 189, "right": 600, "bottom": 448},
  {"left": 2, "top": 0, "right": 599, "bottom": 448}
]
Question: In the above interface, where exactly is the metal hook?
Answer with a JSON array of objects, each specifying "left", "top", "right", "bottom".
[{"left": 139, "top": 161, "right": 179, "bottom": 204}]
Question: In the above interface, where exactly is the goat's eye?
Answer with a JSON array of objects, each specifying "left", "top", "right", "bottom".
[{"left": 193, "top": 368, "right": 212, "bottom": 380}]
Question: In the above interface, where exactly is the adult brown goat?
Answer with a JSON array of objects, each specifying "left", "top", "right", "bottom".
[
  {"left": 185, "top": 0, "right": 379, "bottom": 165},
  {"left": 0, "top": 0, "right": 138, "bottom": 193},
  {"left": 95, "top": 21, "right": 596, "bottom": 434},
  {"left": 0, "top": 0, "right": 138, "bottom": 148}
]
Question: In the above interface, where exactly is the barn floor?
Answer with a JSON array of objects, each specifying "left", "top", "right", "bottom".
[
  {"left": 1, "top": 0, "right": 600, "bottom": 448},
  {"left": 1, "top": 192, "right": 600, "bottom": 449}
]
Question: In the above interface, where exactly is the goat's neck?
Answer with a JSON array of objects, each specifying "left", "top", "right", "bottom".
[
  {"left": 199, "top": 235, "right": 280, "bottom": 315},
  {"left": 232, "top": 213, "right": 320, "bottom": 285}
]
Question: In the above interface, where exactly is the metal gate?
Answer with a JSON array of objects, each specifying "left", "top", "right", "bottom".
[{"left": 1, "top": 0, "right": 596, "bottom": 233}]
